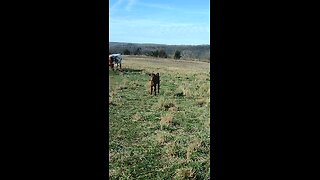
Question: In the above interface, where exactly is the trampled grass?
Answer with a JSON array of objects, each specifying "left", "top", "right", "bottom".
[{"left": 109, "top": 56, "right": 210, "bottom": 179}]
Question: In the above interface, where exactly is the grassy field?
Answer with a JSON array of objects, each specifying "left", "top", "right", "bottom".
[{"left": 109, "top": 56, "right": 210, "bottom": 179}]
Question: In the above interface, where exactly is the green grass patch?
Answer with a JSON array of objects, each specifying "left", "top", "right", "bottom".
[{"left": 109, "top": 57, "right": 210, "bottom": 179}]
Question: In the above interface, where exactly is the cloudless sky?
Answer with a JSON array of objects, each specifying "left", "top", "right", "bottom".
[{"left": 109, "top": 0, "right": 210, "bottom": 45}]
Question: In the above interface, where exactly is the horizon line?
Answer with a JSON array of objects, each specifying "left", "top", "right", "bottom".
[{"left": 109, "top": 41, "right": 210, "bottom": 46}]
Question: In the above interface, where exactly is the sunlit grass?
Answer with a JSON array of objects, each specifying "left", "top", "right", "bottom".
[{"left": 109, "top": 56, "right": 210, "bottom": 179}]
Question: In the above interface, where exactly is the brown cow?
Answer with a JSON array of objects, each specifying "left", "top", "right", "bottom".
[
  {"left": 109, "top": 55, "right": 114, "bottom": 71},
  {"left": 149, "top": 73, "right": 160, "bottom": 95}
]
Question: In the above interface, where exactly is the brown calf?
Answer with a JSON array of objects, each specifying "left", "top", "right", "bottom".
[
  {"left": 109, "top": 55, "right": 114, "bottom": 70},
  {"left": 149, "top": 73, "right": 160, "bottom": 95}
]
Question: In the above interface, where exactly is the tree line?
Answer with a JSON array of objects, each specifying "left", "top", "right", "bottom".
[{"left": 109, "top": 42, "right": 210, "bottom": 61}]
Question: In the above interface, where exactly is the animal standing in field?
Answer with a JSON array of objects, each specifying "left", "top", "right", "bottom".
[
  {"left": 149, "top": 73, "right": 160, "bottom": 95},
  {"left": 109, "top": 55, "right": 114, "bottom": 70},
  {"left": 109, "top": 54, "right": 122, "bottom": 70}
]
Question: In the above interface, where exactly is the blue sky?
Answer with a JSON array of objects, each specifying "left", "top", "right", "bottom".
[{"left": 109, "top": 0, "right": 210, "bottom": 45}]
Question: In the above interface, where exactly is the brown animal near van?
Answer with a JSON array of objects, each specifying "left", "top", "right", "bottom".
[
  {"left": 149, "top": 73, "right": 160, "bottom": 95},
  {"left": 109, "top": 55, "right": 114, "bottom": 70}
]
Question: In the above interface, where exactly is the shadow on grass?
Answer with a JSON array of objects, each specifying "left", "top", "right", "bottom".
[
  {"left": 109, "top": 68, "right": 145, "bottom": 77},
  {"left": 109, "top": 68, "right": 143, "bottom": 73},
  {"left": 121, "top": 68, "right": 144, "bottom": 73}
]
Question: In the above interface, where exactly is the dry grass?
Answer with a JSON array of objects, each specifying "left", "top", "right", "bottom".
[
  {"left": 109, "top": 100, "right": 117, "bottom": 106},
  {"left": 160, "top": 113, "right": 173, "bottom": 130},
  {"left": 160, "top": 113, "right": 173, "bottom": 124},
  {"left": 123, "top": 55, "right": 209, "bottom": 74},
  {"left": 207, "top": 118, "right": 210, "bottom": 128},
  {"left": 164, "top": 89, "right": 174, "bottom": 96},
  {"left": 155, "top": 131, "right": 170, "bottom": 145},
  {"left": 186, "top": 138, "right": 202, "bottom": 162},
  {"left": 116, "top": 78, "right": 129, "bottom": 90},
  {"left": 196, "top": 98, "right": 208, "bottom": 107},
  {"left": 154, "top": 97, "right": 177, "bottom": 111},
  {"left": 200, "top": 84, "right": 210, "bottom": 96},
  {"left": 174, "top": 167, "right": 196, "bottom": 180},
  {"left": 156, "top": 133, "right": 166, "bottom": 144},
  {"left": 164, "top": 141, "right": 177, "bottom": 159},
  {"left": 131, "top": 112, "right": 144, "bottom": 122},
  {"left": 109, "top": 91, "right": 118, "bottom": 106},
  {"left": 178, "top": 84, "right": 190, "bottom": 97},
  {"left": 129, "top": 80, "right": 141, "bottom": 90},
  {"left": 168, "top": 106, "right": 178, "bottom": 112},
  {"left": 109, "top": 90, "right": 117, "bottom": 97}
]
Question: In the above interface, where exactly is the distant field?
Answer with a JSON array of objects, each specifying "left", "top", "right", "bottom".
[{"left": 109, "top": 56, "right": 210, "bottom": 179}]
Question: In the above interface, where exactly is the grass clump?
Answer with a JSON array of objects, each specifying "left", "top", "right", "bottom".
[
  {"left": 116, "top": 78, "right": 129, "bottom": 90},
  {"left": 174, "top": 167, "right": 196, "bottom": 180},
  {"left": 195, "top": 98, "right": 207, "bottom": 107},
  {"left": 186, "top": 138, "right": 202, "bottom": 162},
  {"left": 109, "top": 100, "right": 117, "bottom": 106},
  {"left": 178, "top": 84, "right": 190, "bottom": 97},
  {"left": 164, "top": 141, "right": 178, "bottom": 159},
  {"left": 129, "top": 80, "right": 141, "bottom": 90},
  {"left": 155, "top": 131, "right": 172, "bottom": 145},
  {"left": 168, "top": 106, "right": 178, "bottom": 112},
  {"left": 131, "top": 112, "right": 144, "bottom": 122},
  {"left": 160, "top": 113, "right": 173, "bottom": 130},
  {"left": 154, "top": 97, "right": 177, "bottom": 111}
]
